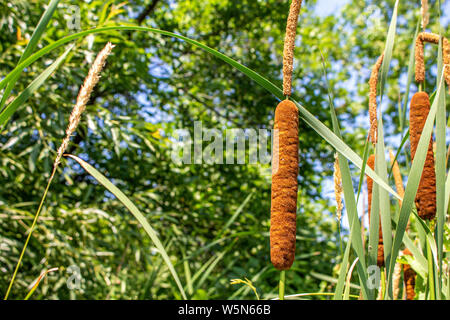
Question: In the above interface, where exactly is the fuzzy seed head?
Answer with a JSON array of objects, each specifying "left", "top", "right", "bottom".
[
  {"left": 369, "top": 54, "right": 384, "bottom": 144},
  {"left": 54, "top": 42, "right": 115, "bottom": 167}
]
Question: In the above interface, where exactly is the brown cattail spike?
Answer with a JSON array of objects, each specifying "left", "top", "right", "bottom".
[
  {"left": 415, "top": 32, "right": 450, "bottom": 93},
  {"left": 369, "top": 54, "right": 384, "bottom": 144},
  {"left": 366, "top": 154, "right": 384, "bottom": 267},
  {"left": 402, "top": 248, "right": 416, "bottom": 300},
  {"left": 409, "top": 92, "right": 436, "bottom": 220},
  {"left": 270, "top": 99, "right": 299, "bottom": 270},
  {"left": 282, "top": 0, "right": 302, "bottom": 96}
]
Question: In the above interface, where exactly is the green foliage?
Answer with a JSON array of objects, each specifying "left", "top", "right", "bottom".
[{"left": 1, "top": 0, "right": 448, "bottom": 300}]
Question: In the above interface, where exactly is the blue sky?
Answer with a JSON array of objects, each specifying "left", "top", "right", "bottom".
[{"left": 315, "top": 0, "right": 349, "bottom": 17}]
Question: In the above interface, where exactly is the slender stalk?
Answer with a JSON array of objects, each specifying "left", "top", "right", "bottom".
[
  {"left": 4, "top": 167, "right": 57, "bottom": 300},
  {"left": 279, "top": 271, "right": 286, "bottom": 300},
  {"left": 426, "top": 238, "right": 436, "bottom": 300},
  {"left": 380, "top": 268, "right": 386, "bottom": 300}
]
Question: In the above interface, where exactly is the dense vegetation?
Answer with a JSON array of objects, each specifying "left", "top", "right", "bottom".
[{"left": 0, "top": 0, "right": 448, "bottom": 300}]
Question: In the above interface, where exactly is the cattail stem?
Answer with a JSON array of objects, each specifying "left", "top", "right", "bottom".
[
  {"left": 426, "top": 239, "right": 436, "bottom": 300},
  {"left": 379, "top": 268, "right": 386, "bottom": 300},
  {"left": 279, "top": 270, "right": 286, "bottom": 300},
  {"left": 4, "top": 167, "right": 57, "bottom": 300}
]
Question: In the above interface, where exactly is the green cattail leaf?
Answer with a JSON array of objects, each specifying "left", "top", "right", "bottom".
[
  {"left": 66, "top": 154, "right": 187, "bottom": 300},
  {"left": 375, "top": 116, "right": 392, "bottom": 296},
  {"left": 0, "top": 0, "right": 61, "bottom": 111},
  {"left": 435, "top": 30, "right": 446, "bottom": 296},
  {"left": 402, "top": 232, "right": 428, "bottom": 278},
  {"left": 379, "top": 0, "right": 399, "bottom": 101}
]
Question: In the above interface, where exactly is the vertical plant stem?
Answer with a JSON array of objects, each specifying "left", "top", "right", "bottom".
[
  {"left": 279, "top": 271, "right": 286, "bottom": 300},
  {"left": 4, "top": 167, "right": 57, "bottom": 300},
  {"left": 380, "top": 268, "right": 386, "bottom": 300},
  {"left": 426, "top": 238, "right": 436, "bottom": 300}
]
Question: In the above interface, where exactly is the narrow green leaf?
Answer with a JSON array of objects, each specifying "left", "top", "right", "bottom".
[
  {"left": 435, "top": 33, "right": 446, "bottom": 296},
  {"left": 66, "top": 154, "right": 187, "bottom": 299},
  {"left": 379, "top": 0, "right": 399, "bottom": 101},
  {"left": 375, "top": 116, "right": 392, "bottom": 296}
]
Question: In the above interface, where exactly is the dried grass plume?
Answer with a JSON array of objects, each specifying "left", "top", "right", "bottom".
[
  {"left": 54, "top": 42, "right": 115, "bottom": 167},
  {"left": 369, "top": 54, "right": 384, "bottom": 144},
  {"left": 283, "top": 0, "right": 303, "bottom": 96},
  {"left": 333, "top": 153, "right": 343, "bottom": 223}
]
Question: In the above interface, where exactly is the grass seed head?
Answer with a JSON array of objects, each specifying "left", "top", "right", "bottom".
[
  {"left": 369, "top": 54, "right": 384, "bottom": 144},
  {"left": 54, "top": 42, "right": 114, "bottom": 167},
  {"left": 333, "top": 153, "right": 343, "bottom": 223}
]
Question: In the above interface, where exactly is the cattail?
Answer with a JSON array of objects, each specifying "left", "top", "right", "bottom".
[
  {"left": 409, "top": 92, "right": 436, "bottom": 220},
  {"left": 333, "top": 153, "right": 343, "bottom": 223},
  {"left": 402, "top": 248, "right": 416, "bottom": 300},
  {"left": 54, "top": 42, "right": 115, "bottom": 167},
  {"left": 415, "top": 32, "right": 450, "bottom": 92},
  {"left": 270, "top": 100, "right": 299, "bottom": 270},
  {"left": 366, "top": 154, "right": 384, "bottom": 267},
  {"left": 282, "top": 0, "right": 302, "bottom": 96},
  {"left": 421, "top": 0, "right": 429, "bottom": 30},
  {"left": 270, "top": 0, "right": 302, "bottom": 271},
  {"left": 369, "top": 54, "right": 384, "bottom": 144}
]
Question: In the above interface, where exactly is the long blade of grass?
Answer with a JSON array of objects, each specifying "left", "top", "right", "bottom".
[
  {"left": 379, "top": 0, "right": 399, "bottom": 100},
  {"left": 0, "top": 0, "right": 61, "bottom": 111},
  {"left": 0, "top": 45, "right": 74, "bottom": 126},
  {"left": 0, "top": 26, "right": 400, "bottom": 202},
  {"left": 435, "top": 31, "right": 446, "bottom": 296},
  {"left": 375, "top": 116, "right": 392, "bottom": 295},
  {"left": 66, "top": 154, "right": 187, "bottom": 299}
]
